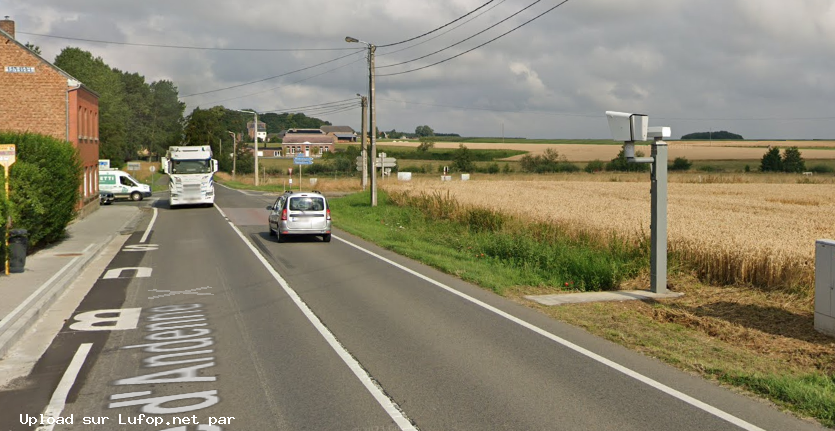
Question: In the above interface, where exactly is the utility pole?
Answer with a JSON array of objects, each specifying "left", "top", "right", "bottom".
[
  {"left": 358, "top": 94, "right": 368, "bottom": 190},
  {"left": 346, "top": 36, "right": 377, "bottom": 206},
  {"left": 369, "top": 44, "right": 378, "bottom": 207},
  {"left": 234, "top": 110, "right": 258, "bottom": 186}
]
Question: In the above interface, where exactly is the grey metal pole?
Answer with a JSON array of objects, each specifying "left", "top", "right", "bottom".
[
  {"left": 227, "top": 131, "right": 236, "bottom": 179},
  {"left": 650, "top": 138, "right": 668, "bottom": 293},
  {"left": 360, "top": 96, "right": 368, "bottom": 191},
  {"left": 369, "top": 44, "right": 378, "bottom": 207},
  {"left": 254, "top": 112, "right": 259, "bottom": 187}
]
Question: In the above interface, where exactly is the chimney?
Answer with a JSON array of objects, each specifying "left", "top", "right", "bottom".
[{"left": 0, "top": 16, "right": 14, "bottom": 39}]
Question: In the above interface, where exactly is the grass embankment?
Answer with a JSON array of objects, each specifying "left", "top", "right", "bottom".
[{"left": 329, "top": 190, "right": 835, "bottom": 428}]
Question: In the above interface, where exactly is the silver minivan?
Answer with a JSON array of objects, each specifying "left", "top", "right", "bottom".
[{"left": 267, "top": 191, "right": 332, "bottom": 242}]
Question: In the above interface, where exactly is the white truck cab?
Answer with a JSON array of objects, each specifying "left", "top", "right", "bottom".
[
  {"left": 98, "top": 169, "right": 152, "bottom": 201},
  {"left": 161, "top": 146, "right": 218, "bottom": 208}
]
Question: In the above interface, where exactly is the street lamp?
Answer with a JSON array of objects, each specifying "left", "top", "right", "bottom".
[
  {"left": 227, "top": 131, "right": 237, "bottom": 179},
  {"left": 234, "top": 109, "right": 259, "bottom": 186},
  {"left": 346, "top": 35, "right": 377, "bottom": 206}
]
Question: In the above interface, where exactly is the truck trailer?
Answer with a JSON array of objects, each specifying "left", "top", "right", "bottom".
[{"left": 161, "top": 146, "right": 218, "bottom": 208}]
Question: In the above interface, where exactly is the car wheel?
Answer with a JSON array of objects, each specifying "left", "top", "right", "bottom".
[
  {"left": 268, "top": 226, "right": 276, "bottom": 237},
  {"left": 130, "top": 191, "right": 143, "bottom": 201},
  {"left": 277, "top": 232, "right": 286, "bottom": 243},
  {"left": 322, "top": 234, "right": 331, "bottom": 243}
]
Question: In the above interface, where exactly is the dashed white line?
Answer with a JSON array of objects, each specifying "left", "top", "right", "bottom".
[
  {"left": 35, "top": 343, "right": 93, "bottom": 431},
  {"left": 139, "top": 207, "right": 158, "bottom": 243}
]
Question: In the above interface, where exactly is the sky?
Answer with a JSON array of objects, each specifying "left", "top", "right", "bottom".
[{"left": 4, "top": 0, "right": 835, "bottom": 139}]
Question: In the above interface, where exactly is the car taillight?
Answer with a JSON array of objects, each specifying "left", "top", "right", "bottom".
[
  {"left": 326, "top": 208, "right": 331, "bottom": 220},
  {"left": 281, "top": 208, "right": 288, "bottom": 221}
]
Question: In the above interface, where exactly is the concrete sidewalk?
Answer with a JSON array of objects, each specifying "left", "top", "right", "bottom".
[{"left": 0, "top": 204, "right": 143, "bottom": 359}]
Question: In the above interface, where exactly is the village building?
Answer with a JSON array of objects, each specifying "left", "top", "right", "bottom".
[{"left": 0, "top": 17, "right": 101, "bottom": 215}]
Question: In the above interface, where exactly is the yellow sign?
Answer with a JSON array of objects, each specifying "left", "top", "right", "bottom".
[{"left": 0, "top": 144, "right": 15, "bottom": 168}]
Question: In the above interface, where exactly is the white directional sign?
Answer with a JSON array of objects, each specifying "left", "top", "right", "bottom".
[{"left": 356, "top": 156, "right": 397, "bottom": 170}]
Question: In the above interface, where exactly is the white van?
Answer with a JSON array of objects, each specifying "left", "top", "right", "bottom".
[{"left": 99, "top": 170, "right": 152, "bottom": 201}]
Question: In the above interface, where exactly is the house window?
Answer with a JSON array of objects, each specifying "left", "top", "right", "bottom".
[{"left": 290, "top": 147, "right": 295, "bottom": 154}]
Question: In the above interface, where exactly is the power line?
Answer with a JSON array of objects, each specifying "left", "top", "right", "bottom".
[
  {"left": 378, "top": 0, "right": 546, "bottom": 69},
  {"left": 377, "top": 0, "right": 497, "bottom": 48},
  {"left": 197, "top": 56, "right": 367, "bottom": 106},
  {"left": 379, "top": 0, "right": 572, "bottom": 77},
  {"left": 180, "top": 50, "right": 364, "bottom": 98},
  {"left": 377, "top": 0, "right": 510, "bottom": 58},
  {"left": 18, "top": 31, "right": 360, "bottom": 52}
]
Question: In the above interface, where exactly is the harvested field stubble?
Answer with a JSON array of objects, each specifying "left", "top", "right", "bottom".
[{"left": 385, "top": 179, "right": 835, "bottom": 292}]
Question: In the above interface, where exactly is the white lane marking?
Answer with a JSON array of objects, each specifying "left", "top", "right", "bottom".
[
  {"left": 333, "top": 235, "right": 767, "bottom": 431},
  {"left": 215, "top": 206, "right": 417, "bottom": 431},
  {"left": 0, "top": 242, "right": 95, "bottom": 334},
  {"left": 35, "top": 343, "right": 93, "bottom": 431},
  {"left": 140, "top": 207, "right": 158, "bottom": 243}
]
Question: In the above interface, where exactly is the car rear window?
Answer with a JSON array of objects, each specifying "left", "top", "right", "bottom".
[{"left": 289, "top": 197, "right": 325, "bottom": 211}]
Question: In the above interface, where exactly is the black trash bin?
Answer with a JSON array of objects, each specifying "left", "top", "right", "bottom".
[{"left": 8, "top": 229, "right": 28, "bottom": 273}]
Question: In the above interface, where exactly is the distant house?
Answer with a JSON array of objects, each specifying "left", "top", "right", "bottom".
[
  {"left": 246, "top": 120, "right": 267, "bottom": 142},
  {"left": 321, "top": 125, "right": 357, "bottom": 142},
  {"left": 281, "top": 128, "right": 335, "bottom": 157}
]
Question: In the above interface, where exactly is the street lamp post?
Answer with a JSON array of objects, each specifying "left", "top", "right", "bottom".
[
  {"left": 234, "top": 109, "right": 259, "bottom": 186},
  {"left": 227, "top": 131, "right": 237, "bottom": 179},
  {"left": 346, "top": 36, "right": 377, "bottom": 206}
]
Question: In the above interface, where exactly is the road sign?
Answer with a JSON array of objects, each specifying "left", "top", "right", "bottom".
[
  {"left": 376, "top": 157, "right": 397, "bottom": 168},
  {"left": 294, "top": 156, "right": 314, "bottom": 165},
  {"left": 127, "top": 162, "right": 141, "bottom": 171},
  {"left": 150, "top": 165, "right": 156, "bottom": 173},
  {"left": 0, "top": 145, "right": 15, "bottom": 168}
]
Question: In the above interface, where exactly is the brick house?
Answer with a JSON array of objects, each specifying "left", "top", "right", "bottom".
[
  {"left": 0, "top": 17, "right": 101, "bottom": 215},
  {"left": 281, "top": 129, "right": 335, "bottom": 157},
  {"left": 321, "top": 125, "right": 357, "bottom": 142}
]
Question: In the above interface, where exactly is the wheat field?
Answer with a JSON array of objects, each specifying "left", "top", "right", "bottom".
[{"left": 384, "top": 178, "right": 835, "bottom": 291}]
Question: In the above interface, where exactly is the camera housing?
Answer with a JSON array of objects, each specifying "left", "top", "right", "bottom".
[{"left": 606, "top": 111, "right": 648, "bottom": 142}]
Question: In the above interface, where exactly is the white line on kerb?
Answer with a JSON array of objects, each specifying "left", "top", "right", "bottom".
[
  {"left": 333, "top": 235, "right": 768, "bottom": 431},
  {"left": 139, "top": 207, "right": 158, "bottom": 244},
  {"left": 215, "top": 206, "right": 417, "bottom": 431},
  {"left": 35, "top": 343, "right": 93, "bottom": 431}
]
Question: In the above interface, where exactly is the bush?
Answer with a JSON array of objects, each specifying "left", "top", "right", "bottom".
[
  {"left": 810, "top": 164, "right": 834, "bottom": 174},
  {"left": 520, "top": 148, "right": 580, "bottom": 173},
  {"left": 0, "top": 132, "right": 82, "bottom": 261},
  {"left": 584, "top": 160, "right": 605, "bottom": 173},
  {"left": 669, "top": 157, "right": 692, "bottom": 171},
  {"left": 606, "top": 149, "right": 650, "bottom": 172}
]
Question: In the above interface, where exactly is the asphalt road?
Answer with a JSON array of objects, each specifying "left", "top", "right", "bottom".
[{"left": 0, "top": 185, "right": 827, "bottom": 430}]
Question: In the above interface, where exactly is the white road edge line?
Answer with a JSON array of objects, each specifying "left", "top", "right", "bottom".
[
  {"left": 35, "top": 342, "right": 93, "bottom": 431},
  {"left": 333, "top": 235, "right": 767, "bottom": 431},
  {"left": 139, "top": 207, "right": 158, "bottom": 244},
  {"left": 214, "top": 206, "right": 417, "bottom": 431}
]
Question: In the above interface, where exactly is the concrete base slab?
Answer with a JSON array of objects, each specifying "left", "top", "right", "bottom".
[{"left": 526, "top": 290, "right": 684, "bottom": 306}]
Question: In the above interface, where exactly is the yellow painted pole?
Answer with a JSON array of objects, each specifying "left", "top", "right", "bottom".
[{"left": 5, "top": 165, "right": 9, "bottom": 275}]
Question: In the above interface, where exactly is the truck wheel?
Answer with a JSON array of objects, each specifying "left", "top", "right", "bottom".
[{"left": 130, "top": 191, "right": 143, "bottom": 201}]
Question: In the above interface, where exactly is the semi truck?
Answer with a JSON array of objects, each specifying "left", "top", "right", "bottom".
[{"left": 161, "top": 146, "right": 218, "bottom": 208}]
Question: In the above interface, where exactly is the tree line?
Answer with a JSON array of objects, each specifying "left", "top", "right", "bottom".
[{"left": 54, "top": 47, "right": 185, "bottom": 167}]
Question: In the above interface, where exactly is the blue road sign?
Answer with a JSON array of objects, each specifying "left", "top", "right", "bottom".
[{"left": 294, "top": 156, "right": 314, "bottom": 165}]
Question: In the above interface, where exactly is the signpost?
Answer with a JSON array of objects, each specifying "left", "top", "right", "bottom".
[
  {"left": 1, "top": 144, "right": 16, "bottom": 275},
  {"left": 356, "top": 156, "right": 396, "bottom": 171},
  {"left": 127, "top": 161, "right": 141, "bottom": 171},
  {"left": 293, "top": 156, "right": 314, "bottom": 191}
]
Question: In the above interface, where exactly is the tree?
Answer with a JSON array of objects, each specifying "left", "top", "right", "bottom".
[
  {"left": 24, "top": 42, "right": 41, "bottom": 55},
  {"left": 54, "top": 47, "right": 129, "bottom": 162},
  {"left": 670, "top": 157, "right": 692, "bottom": 171},
  {"left": 119, "top": 71, "right": 153, "bottom": 160},
  {"left": 760, "top": 147, "right": 783, "bottom": 172},
  {"left": 681, "top": 131, "right": 743, "bottom": 140},
  {"left": 148, "top": 80, "right": 186, "bottom": 158},
  {"left": 452, "top": 144, "right": 474, "bottom": 172},
  {"left": 782, "top": 147, "right": 806, "bottom": 173},
  {"left": 415, "top": 125, "right": 434, "bottom": 137},
  {"left": 606, "top": 149, "right": 650, "bottom": 172},
  {"left": 416, "top": 136, "right": 435, "bottom": 152}
]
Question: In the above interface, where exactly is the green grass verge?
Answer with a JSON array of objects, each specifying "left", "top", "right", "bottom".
[{"left": 330, "top": 190, "right": 645, "bottom": 294}]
